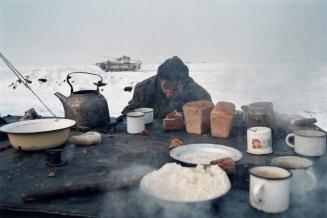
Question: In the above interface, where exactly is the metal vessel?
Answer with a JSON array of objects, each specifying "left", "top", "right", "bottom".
[{"left": 55, "top": 72, "right": 110, "bottom": 128}]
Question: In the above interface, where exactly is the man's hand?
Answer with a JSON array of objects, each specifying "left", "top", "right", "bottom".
[{"left": 210, "top": 157, "right": 235, "bottom": 174}]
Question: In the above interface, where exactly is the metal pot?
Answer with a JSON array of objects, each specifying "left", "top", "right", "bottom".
[
  {"left": 0, "top": 118, "right": 76, "bottom": 151},
  {"left": 55, "top": 72, "right": 110, "bottom": 128},
  {"left": 241, "top": 102, "right": 274, "bottom": 128}
]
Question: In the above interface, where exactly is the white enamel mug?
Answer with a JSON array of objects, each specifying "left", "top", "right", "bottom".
[
  {"left": 249, "top": 166, "right": 292, "bottom": 213},
  {"left": 126, "top": 112, "right": 145, "bottom": 134},
  {"left": 247, "top": 127, "right": 272, "bottom": 155},
  {"left": 133, "top": 108, "right": 154, "bottom": 124},
  {"left": 271, "top": 156, "right": 317, "bottom": 194},
  {"left": 285, "top": 130, "right": 326, "bottom": 156}
]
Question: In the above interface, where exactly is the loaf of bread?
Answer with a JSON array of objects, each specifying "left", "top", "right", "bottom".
[
  {"left": 163, "top": 111, "right": 184, "bottom": 131},
  {"left": 210, "top": 101, "right": 235, "bottom": 138},
  {"left": 182, "top": 100, "right": 214, "bottom": 134},
  {"left": 69, "top": 131, "right": 102, "bottom": 146}
]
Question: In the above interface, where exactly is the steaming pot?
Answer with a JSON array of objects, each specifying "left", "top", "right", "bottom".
[{"left": 55, "top": 72, "right": 110, "bottom": 128}]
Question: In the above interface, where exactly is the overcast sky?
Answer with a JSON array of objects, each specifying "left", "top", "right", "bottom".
[{"left": 0, "top": 0, "right": 326, "bottom": 66}]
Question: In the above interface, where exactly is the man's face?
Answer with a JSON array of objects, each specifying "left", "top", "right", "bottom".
[{"left": 160, "top": 79, "right": 186, "bottom": 100}]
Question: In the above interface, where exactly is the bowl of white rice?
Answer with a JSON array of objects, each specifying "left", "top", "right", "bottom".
[{"left": 140, "top": 163, "right": 231, "bottom": 203}]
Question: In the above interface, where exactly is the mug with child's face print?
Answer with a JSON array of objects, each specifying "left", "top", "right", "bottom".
[{"left": 247, "top": 127, "right": 272, "bottom": 155}]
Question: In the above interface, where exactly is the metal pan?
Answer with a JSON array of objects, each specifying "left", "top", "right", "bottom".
[
  {"left": 139, "top": 163, "right": 231, "bottom": 203},
  {"left": 0, "top": 118, "right": 76, "bottom": 151},
  {"left": 140, "top": 176, "right": 231, "bottom": 203},
  {"left": 170, "top": 143, "right": 242, "bottom": 165}
]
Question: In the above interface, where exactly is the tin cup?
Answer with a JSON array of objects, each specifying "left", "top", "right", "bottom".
[
  {"left": 285, "top": 129, "right": 326, "bottom": 156},
  {"left": 126, "top": 112, "right": 145, "bottom": 134},
  {"left": 247, "top": 127, "right": 272, "bottom": 155},
  {"left": 133, "top": 108, "right": 154, "bottom": 124},
  {"left": 271, "top": 156, "right": 317, "bottom": 195},
  {"left": 249, "top": 166, "right": 292, "bottom": 213}
]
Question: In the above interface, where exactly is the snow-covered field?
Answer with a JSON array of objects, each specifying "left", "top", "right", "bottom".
[{"left": 0, "top": 62, "right": 326, "bottom": 130}]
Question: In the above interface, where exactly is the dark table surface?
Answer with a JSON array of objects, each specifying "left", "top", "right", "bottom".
[{"left": 0, "top": 119, "right": 326, "bottom": 218}]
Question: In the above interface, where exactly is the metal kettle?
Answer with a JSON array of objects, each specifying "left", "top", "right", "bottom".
[{"left": 55, "top": 72, "right": 110, "bottom": 128}]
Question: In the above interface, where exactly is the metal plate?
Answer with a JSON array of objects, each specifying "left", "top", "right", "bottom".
[{"left": 170, "top": 143, "right": 243, "bottom": 165}]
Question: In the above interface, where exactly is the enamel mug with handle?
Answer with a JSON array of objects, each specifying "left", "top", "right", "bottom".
[
  {"left": 285, "top": 129, "right": 326, "bottom": 156},
  {"left": 133, "top": 108, "right": 154, "bottom": 124},
  {"left": 126, "top": 112, "right": 145, "bottom": 134},
  {"left": 249, "top": 166, "right": 292, "bottom": 213},
  {"left": 271, "top": 156, "right": 317, "bottom": 194}
]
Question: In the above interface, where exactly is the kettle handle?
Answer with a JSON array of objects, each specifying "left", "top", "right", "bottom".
[{"left": 67, "top": 72, "right": 106, "bottom": 94}]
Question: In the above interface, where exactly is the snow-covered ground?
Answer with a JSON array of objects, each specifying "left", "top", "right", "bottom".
[{"left": 0, "top": 62, "right": 326, "bottom": 130}]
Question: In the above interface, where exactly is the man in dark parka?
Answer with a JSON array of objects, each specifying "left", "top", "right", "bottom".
[{"left": 122, "top": 56, "right": 212, "bottom": 118}]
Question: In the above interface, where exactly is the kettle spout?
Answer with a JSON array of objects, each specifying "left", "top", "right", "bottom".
[{"left": 55, "top": 92, "right": 68, "bottom": 105}]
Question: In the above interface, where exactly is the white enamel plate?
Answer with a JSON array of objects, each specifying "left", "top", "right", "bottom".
[{"left": 170, "top": 143, "right": 243, "bottom": 165}]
